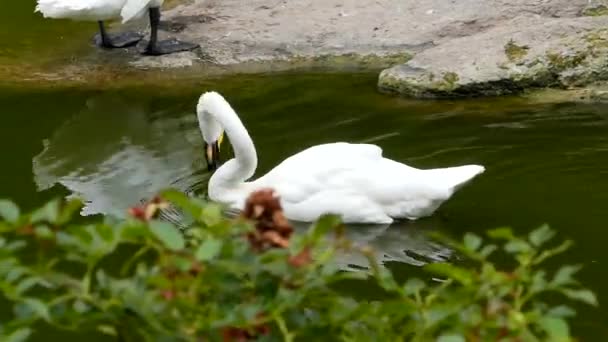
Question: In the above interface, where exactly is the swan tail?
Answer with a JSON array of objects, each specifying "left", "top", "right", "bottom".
[
  {"left": 121, "top": 0, "right": 150, "bottom": 23},
  {"left": 435, "top": 165, "right": 485, "bottom": 193}
]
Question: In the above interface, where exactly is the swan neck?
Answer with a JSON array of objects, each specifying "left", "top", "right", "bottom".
[{"left": 211, "top": 103, "right": 257, "bottom": 185}]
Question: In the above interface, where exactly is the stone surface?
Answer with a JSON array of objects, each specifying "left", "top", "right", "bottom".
[
  {"left": 127, "top": 0, "right": 598, "bottom": 69},
  {"left": 10, "top": 0, "right": 608, "bottom": 100},
  {"left": 378, "top": 3, "right": 608, "bottom": 97}
]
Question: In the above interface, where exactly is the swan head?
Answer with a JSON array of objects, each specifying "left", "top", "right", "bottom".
[{"left": 197, "top": 92, "right": 226, "bottom": 171}]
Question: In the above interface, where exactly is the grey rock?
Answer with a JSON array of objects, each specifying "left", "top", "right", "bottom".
[
  {"left": 24, "top": 0, "right": 608, "bottom": 96},
  {"left": 129, "top": 0, "right": 594, "bottom": 70},
  {"left": 378, "top": 15, "right": 608, "bottom": 98}
]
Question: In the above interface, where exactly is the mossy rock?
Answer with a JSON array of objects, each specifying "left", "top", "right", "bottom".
[
  {"left": 583, "top": 5, "right": 608, "bottom": 17},
  {"left": 504, "top": 39, "right": 530, "bottom": 63}
]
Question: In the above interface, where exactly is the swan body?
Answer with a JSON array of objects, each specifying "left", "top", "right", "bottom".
[
  {"left": 198, "top": 92, "right": 485, "bottom": 224},
  {"left": 35, "top": 0, "right": 162, "bottom": 22}
]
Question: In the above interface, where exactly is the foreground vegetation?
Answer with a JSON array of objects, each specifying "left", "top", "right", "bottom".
[{"left": 0, "top": 189, "right": 598, "bottom": 341}]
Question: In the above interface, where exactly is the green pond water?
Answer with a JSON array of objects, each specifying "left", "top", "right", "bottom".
[
  {"left": 1, "top": 0, "right": 607, "bottom": 340},
  {"left": 2, "top": 74, "right": 608, "bottom": 339},
  {"left": 0, "top": 0, "right": 93, "bottom": 68}
]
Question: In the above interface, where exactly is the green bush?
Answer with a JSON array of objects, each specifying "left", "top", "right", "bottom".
[{"left": 0, "top": 189, "right": 598, "bottom": 341}]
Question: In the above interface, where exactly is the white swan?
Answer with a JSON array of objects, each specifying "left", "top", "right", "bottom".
[
  {"left": 35, "top": 0, "right": 198, "bottom": 55},
  {"left": 197, "top": 91, "right": 485, "bottom": 224}
]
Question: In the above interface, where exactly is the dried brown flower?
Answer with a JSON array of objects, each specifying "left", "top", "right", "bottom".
[{"left": 241, "top": 189, "right": 294, "bottom": 252}]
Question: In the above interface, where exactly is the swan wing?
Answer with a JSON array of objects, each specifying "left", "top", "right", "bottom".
[
  {"left": 267, "top": 161, "right": 447, "bottom": 220},
  {"left": 264, "top": 142, "right": 384, "bottom": 175},
  {"left": 254, "top": 142, "right": 484, "bottom": 221},
  {"left": 252, "top": 143, "right": 391, "bottom": 223},
  {"left": 257, "top": 142, "right": 429, "bottom": 203},
  {"left": 253, "top": 142, "right": 379, "bottom": 200},
  {"left": 417, "top": 164, "right": 486, "bottom": 192}
]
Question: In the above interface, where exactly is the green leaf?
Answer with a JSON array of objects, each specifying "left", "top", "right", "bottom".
[
  {"left": 97, "top": 325, "right": 117, "bottom": 336},
  {"left": 479, "top": 244, "right": 497, "bottom": 258},
  {"left": 424, "top": 263, "right": 474, "bottom": 286},
  {"left": 159, "top": 189, "right": 190, "bottom": 204},
  {"left": 373, "top": 266, "right": 399, "bottom": 292},
  {"left": 34, "top": 226, "right": 54, "bottom": 239},
  {"left": 534, "top": 240, "right": 574, "bottom": 265},
  {"left": 561, "top": 289, "right": 598, "bottom": 306},
  {"left": 195, "top": 237, "right": 222, "bottom": 261},
  {"left": 4, "top": 328, "right": 32, "bottom": 342},
  {"left": 161, "top": 189, "right": 205, "bottom": 218},
  {"left": 504, "top": 240, "right": 532, "bottom": 254},
  {"left": 529, "top": 224, "right": 555, "bottom": 247},
  {"left": 463, "top": 233, "right": 482, "bottom": 252},
  {"left": 149, "top": 220, "right": 184, "bottom": 251},
  {"left": 24, "top": 298, "right": 51, "bottom": 322},
  {"left": 310, "top": 214, "right": 342, "bottom": 241},
  {"left": 66, "top": 227, "right": 93, "bottom": 250},
  {"left": 57, "top": 199, "right": 83, "bottom": 225},
  {"left": 73, "top": 300, "right": 90, "bottom": 314},
  {"left": 96, "top": 269, "right": 109, "bottom": 288},
  {"left": 547, "top": 305, "right": 576, "bottom": 318},
  {"left": 5, "top": 267, "right": 27, "bottom": 283},
  {"left": 119, "top": 222, "right": 148, "bottom": 240},
  {"left": 15, "top": 277, "right": 41, "bottom": 295},
  {"left": 437, "top": 334, "right": 465, "bottom": 342},
  {"left": 240, "top": 303, "right": 263, "bottom": 321},
  {"left": 551, "top": 265, "right": 581, "bottom": 287},
  {"left": 539, "top": 317, "right": 570, "bottom": 341},
  {"left": 201, "top": 204, "right": 223, "bottom": 226},
  {"left": 487, "top": 227, "right": 515, "bottom": 240},
  {"left": 0, "top": 200, "right": 20, "bottom": 224},
  {"left": 402, "top": 278, "right": 425, "bottom": 295},
  {"left": 530, "top": 270, "right": 547, "bottom": 293},
  {"left": 30, "top": 200, "right": 60, "bottom": 224},
  {"left": 4, "top": 240, "right": 26, "bottom": 252},
  {"left": 96, "top": 224, "right": 115, "bottom": 243},
  {"left": 174, "top": 256, "right": 193, "bottom": 272}
]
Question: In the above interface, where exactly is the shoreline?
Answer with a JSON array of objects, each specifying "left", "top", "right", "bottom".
[{"left": 5, "top": 0, "right": 608, "bottom": 101}]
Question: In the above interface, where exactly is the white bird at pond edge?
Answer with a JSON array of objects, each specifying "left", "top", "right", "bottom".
[
  {"left": 198, "top": 91, "right": 485, "bottom": 224},
  {"left": 35, "top": 0, "right": 198, "bottom": 55}
]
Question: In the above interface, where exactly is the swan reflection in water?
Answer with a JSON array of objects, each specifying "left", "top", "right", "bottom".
[
  {"left": 32, "top": 93, "right": 453, "bottom": 269},
  {"left": 292, "top": 218, "right": 453, "bottom": 271},
  {"left": 33, "top": 93, "right": 208, "bottom": 218}
]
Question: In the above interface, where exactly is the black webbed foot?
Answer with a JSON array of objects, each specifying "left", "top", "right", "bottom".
[
  {"left": 94, "top": 31, "right": 143, "bottom": 49},
  {"left": 141, "top": 38, "right": 199, "bottom": 56}
]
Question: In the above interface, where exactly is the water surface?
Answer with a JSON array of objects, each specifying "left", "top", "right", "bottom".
[
  {"left": 1, "top": 73, "right": 607, "bottom": 338},
  {"left": 6, "top": 0, "right": 606, "bottom": 339},
  {"left": 0, "top": 0, "right": 95, "bottom": 71}
]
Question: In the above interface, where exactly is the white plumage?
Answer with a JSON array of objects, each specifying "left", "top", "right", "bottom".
[
  {"left": 121, "top": 0, "right": 163, "bottom": 23},
  {"left": 198, "top": 91, "right": 485, "bottom": 224},
  {"left": 35, "top": 0, "right": 162, "bottom": 22}
]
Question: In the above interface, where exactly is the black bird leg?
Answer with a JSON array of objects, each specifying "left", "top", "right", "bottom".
[
  {"left": 94, "top": 21, "right": 143, "bottom": 48},
  {"left": 143, "top": 7, "right": 199, "bottom": 56}
]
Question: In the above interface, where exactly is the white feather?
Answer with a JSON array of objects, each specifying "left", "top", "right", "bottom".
[
  {"left": 121, "top": 0, "right": 164, "bottom": 23},
  {"left": 34, "top": 0, "right": 162, "bottom": 22},
  {"left": 198, "top": 92, "right": 485, "bottom": 224},
  {"left": 36, "top": 0, "right": 126, "bottom": 20}
]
